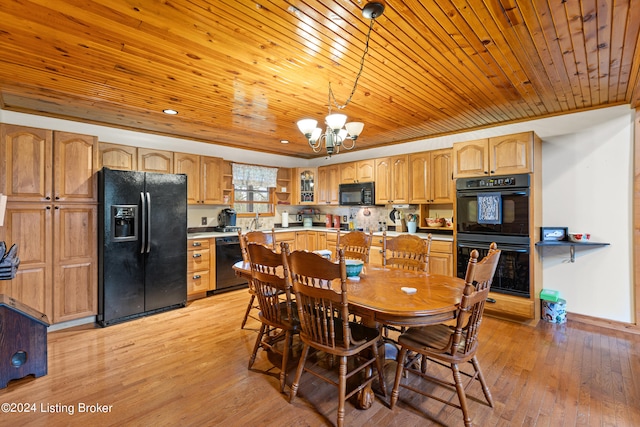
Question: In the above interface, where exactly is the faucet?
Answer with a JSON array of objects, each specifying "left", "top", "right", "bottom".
[{"left": 249, "top": 212, "right": 261, "bottom": 230}]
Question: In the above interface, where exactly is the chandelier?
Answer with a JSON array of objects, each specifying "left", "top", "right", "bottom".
[{"left": 296, "top": 2, "right": 385, "bottom": 156}]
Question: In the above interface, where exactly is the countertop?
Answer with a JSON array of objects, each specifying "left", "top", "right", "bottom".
[{"left": 188, "top": 226, "right": 453, "bottom": 242}]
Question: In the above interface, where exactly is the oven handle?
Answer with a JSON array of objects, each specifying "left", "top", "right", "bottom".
[
  {"left": 457, "top": 242, "right": 529, "bottom": 253},
  {"left": 457, "top": 190, "right": 529, "bottom": 197}
]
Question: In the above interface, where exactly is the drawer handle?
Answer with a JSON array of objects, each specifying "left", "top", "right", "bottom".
[
  {"left": 192, "top": 242, "right": 202, "bottom": 247},
  {"left": 193, "top": 253, "right": 202, "bottom": 258},
  {"left": 193, "top": 275, "right": 201, "bottom": 279}
]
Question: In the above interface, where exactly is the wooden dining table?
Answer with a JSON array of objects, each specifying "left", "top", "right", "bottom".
[
  {"left": 232, "top": 260, "right": 466, "bottom": 327},
  {"left": 232, "top": 259, "right": 467, "bottom": 408}
]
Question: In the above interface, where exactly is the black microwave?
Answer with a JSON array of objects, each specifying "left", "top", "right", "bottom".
[{"left": 339, "top": 182, "right": 375, "bottom": 206}]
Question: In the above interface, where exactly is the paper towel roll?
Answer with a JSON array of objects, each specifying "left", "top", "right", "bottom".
[{"left": 281, "top": 211, "right": 289, "bottom": 228}]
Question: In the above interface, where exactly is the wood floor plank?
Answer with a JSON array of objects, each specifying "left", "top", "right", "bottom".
[{"left": 1, "top": 289, "right": 639, "bottom": 426}]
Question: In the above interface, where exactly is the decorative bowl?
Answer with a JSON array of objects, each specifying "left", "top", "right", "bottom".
[
  {"left": 425, "top": 218, "right": 444, "bottom": 227},
  {"left": 345, "top": 259, "right": 364, "bottom": 277},
  {"left": 568, "top": 233, "right": 591, "bottom": 243}
]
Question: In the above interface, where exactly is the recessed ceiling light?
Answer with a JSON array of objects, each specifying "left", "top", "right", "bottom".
[
  {"left": 280, "top": 140, "right": 289, "bottom": 144},
  {"left": 163, "top": 109, "right": 178, "bottom": 115}
]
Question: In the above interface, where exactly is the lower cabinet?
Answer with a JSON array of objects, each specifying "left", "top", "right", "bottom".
[
  {"left": 295, "top": 231, "right": 318, "bottom": 252},
  {"left": 429, "top": 240, "right": 453, "bottom": 276},
  {"left": 187, "top": 238, "right": 213, "bottom": 300},
  {"left": 275, "top": 231, "right": 296, "bottom": 252}
]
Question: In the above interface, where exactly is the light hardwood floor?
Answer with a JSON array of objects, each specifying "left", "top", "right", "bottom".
[{"left": 2, "top": 289, "right": 639, "bottom": 426}]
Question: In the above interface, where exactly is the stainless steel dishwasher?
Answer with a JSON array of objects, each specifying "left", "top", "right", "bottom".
[{"left": 214, "top": 235, "right": 248, "bottom": 293}]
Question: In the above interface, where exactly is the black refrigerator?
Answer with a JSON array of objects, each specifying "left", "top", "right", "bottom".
[{"left": 98, "top": 168, "right": 187, "bottom": 327}]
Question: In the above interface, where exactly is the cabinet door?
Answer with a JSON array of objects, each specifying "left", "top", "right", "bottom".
[
  {"left": 138, "top": 148, "right": 173, "bottom": 173},
  {"left": 0, "top": 202, "right": 53, "bottom": 320},
  {"left": 174, "top": 153, "right": 201, "bottom": 204},
  {"left": 429, "top": 252, "right": 452, "bottom": 276},
  {"left": 453, "top": 139, "right": 489, "bottom": 178},
  {"left": 374, "top": 158, "right": 391, "bottom": 204},
  {"left": 356, "top": 160, "right": 375, "bottom": 182},
  {"left": 326, "top": 165, "right": 340, "bottom": 204},
  {"left": 54, "top": 131, "right": 98, "bottom": 202},
  {"left": 53, "top": 203, "right": 97, "bottom": 323},
  {"left": 430, "top": 149, "right": 453, "bottom": 203},
  {"left": 409, "top": 152, "right": 430, "bottom": 204},
  {"left": 201, "top": 156, "right": 224, "bottom": 204},
  {"left": 296, "top": 168, "right": 317, "bottom": 205},
  {"left": 99, "top": 142, "right": 137, "bottom": 171},
  {"left": 390, "top": 155, "right": 409, "bottom": 204},
  {"left": 490, "top": 132, "right": 534, "bottom": 175},
  {"left": 340, "top": 162, "right": 357, "bottom": 184},
  {"left": 317, "top": 166, "right": 329, "bottom": 203},
  {"left": 0, "top": 124, "right": 53, "bottom": 202}
]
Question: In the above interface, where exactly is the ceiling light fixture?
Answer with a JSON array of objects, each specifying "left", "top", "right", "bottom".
[{"left": 296, "top": 1, "right": 384, "bottom": 156}]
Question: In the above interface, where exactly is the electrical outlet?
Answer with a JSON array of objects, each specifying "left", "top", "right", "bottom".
[{"left": 201, "top": 217, "right": 208, "bottom": 225}]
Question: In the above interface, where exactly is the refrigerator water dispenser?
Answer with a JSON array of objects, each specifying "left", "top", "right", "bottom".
[{"left": 112, "top": 205, "right": 137, "bottom": 241}]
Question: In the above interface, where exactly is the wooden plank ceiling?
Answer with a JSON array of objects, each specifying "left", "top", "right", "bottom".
[{"left": 0, "top": 0, "right": 639, "bottom": 158}]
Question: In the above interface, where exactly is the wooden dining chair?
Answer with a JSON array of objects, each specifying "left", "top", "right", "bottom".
[
  {"left": 246, "top": 242, "right": 299, "bottom": 393},
  {"left": 390, "top": 242, "right": 501, "bottom": 427},
  {"left": 284, "top": 246, "right": 386, "bottom": 427},
  {"left": 239, "top": 228, "right": 277, "bottom": 329},
  {"left": 335, "top": 229, "right": 373, "bottom": 263},
  {"left": 383, "top": 232, "right": 432, "bottom": 272}
]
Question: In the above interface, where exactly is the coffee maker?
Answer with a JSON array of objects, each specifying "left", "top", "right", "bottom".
[{"left": 215, "top": 208, "right": 238, "bottom": 231}]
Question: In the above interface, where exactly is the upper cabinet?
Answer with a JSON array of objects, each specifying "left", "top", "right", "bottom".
[
  {"left": 317, "top": 165, "right": 340, "bottom": 205},
  {"left": 174, "top": 154, "right": 226, "bottom": 205},
  {"left": 1, "top": 125, "right": 98, "bottom": 203},
  {"left": 138, "top": 148, "right": 173, "bottom": 173},
  {"left": 340, "top": 160, "right": 375, "bottom": 184},
  {"left": 409, "top": 149, "right": 453, "bottom": 204},
  {"left": 453, "top": 132, "right": 541, "bottom": 178},
  {"left": 293, "top": 168, "right": 317, "bottom": 205},
  {"left": 99, "top": 142, "right": 137, "bottom": 171},
  {"left": 375, "top": 155, "right": 409, "bottom": 205},
  {"left": 275, "top": 168, "right": 292, "bottom": 206}
]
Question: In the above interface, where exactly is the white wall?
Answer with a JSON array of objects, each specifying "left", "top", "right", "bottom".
[
  {"left": 1, "top": 105, "right": 636, "bottom": 322},
  {"left": 540, "top": 112, "right": 634, "bottom": 322}
]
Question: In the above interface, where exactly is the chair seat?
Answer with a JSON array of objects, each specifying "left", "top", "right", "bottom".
[
  {"left": 399, "top": 324, "right": 475, "bottom": 361},
  {"left": 258, "top": 301, "right": 300, "bottom": 330}
]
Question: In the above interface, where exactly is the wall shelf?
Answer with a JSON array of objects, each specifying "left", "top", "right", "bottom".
[{"left": 535, "top": 241, "right": 610, "bottom": 263}]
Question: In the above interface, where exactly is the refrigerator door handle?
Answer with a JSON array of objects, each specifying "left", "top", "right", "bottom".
[
  {"left": 146, "top": 192, "right": 152, "bottom": 254},
  {"left": 140, "top": 192, "right": 147, "bottom": 254}
]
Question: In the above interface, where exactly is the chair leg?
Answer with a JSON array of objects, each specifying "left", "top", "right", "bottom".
[
  {"left": 451, "top": 363, "right": 472, "bottom": 427},
  {"left": 248, "top": 323, "right": 266, "bottom": 369},
  {"left": 390, "top": 346, "right": 408, "bottom": 409},
  {"left": 289, "top": 343, "right": 310, "bottom": 404},
  {"left": 372, "top": 341, "right": 387, "bottom": 397},
  {"left": 240, "top": 294, "right": 256, "bottom": 329},
  {"left": 337, "top": 355, "right": 347, "bottom": 427},
  {"left": 471, "top": 356, "right": 494, "bottom": 407},
  {"left": 279, "top": 330, "right": 291, "bottom": 393}
]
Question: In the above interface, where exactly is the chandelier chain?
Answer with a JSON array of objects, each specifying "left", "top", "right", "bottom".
[{"left": 328, "top": 17, "right": 376, "bottom": 113}]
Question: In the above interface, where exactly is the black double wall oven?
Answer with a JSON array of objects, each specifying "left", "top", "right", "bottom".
[{"left": 455, "top": 174, "right": 531, "bottom": 298}]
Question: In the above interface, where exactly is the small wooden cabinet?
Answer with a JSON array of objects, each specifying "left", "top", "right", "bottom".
[
  {"left": 295, "top": 231, "right": 318, "bottom": 251},
  {"left": 409, "top": 148, "right": 453, "bottom": 204},
  {"left": 429, "top": 240, "right": 453, "bottom": 276},
  {"left": 340, "top": 160, "right": 375, "bottom": 184},
  {"left": 317, "top": 165, "right": 340, "bottom": 205},
  {"left": 293, "top": 168, "right": 317, "bottom": 205},
  {"left": 275, "top": 231, "right": 296, "bottom": 252},
  {"left": 174, "top": 154, "right": 226, "bottom": 205},
  {"left": 187, "top": 239, "right": 213, "bottom": 299},
  {"left": 138, "top": 148, "right": 173, "bottom": 173},
  {"left": 275, "top": 168, "right": 292, "bottom": 205},
  {"left": 99, "top": 142, "right": 137, "bottom": 171},
  {"left": 375, "top": 155, "right": 409, "bottom": 205},
  {"left": 453, "top": 132, "right": 540, "bottom": 178}
]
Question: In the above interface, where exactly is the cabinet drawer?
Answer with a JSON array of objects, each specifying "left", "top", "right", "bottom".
[
  {"left": 188, "top": 249, "right": 210, "bottom": 272},
  {"left": 188, "top": 239, "right": 210, "bottom": 249},
  {"left": 187, "top": 270, "right": 210, "bottom": 294},
  {"left": 431, "top": 240, "right": 453, "bottom": 254},
  {"left": 276, "top": 231, "right": 296, "bottom": 241},
  {"left": 484, "top": 292, "right": 534, "bottom": 319}
]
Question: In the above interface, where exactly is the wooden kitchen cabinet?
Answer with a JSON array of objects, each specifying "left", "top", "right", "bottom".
[
  {"left": 340, "top": 160, "right": 375, "bottom": 183},
  {"left": 453, "top": 132, "right": 541, "bottom": 178},
  {"left": 99, "top": 142, "right": 137, "bottom": 171},
  {"left": 317, "top": 165, "right": 340, "bottom": 205},
  {"left": 292, "top": 168, "right": 317, "bottom": 205},
  {"left": 1, "top": 126, "right": 98, "bottom": 203},
  {"left": 275, "top": 231, "right": 296, "bottom": 252},
  {"left": 138, "top": 148, "right": 173, "bottom": 173},
  {"left": 275, "top": 167, "right": 292, "bottom": 205},
  {"left": 0, "top": 202, "right": 53, "bottom": 319},
  {"left": 174, "top": 154, "right": 226, "bottom": 205},
  {"left": 429, "top": 240, "right": 453, "bottom": 276},
  {"left": 187, "top": 238, "right": 213, "bottom": 299},
  {"left": 375, "top": 155, "right": 409, "bottom": 205},
  {"left": 295, "top": 231, "right": 318, "bottom": 251},
  {"left": 409, "top": 149, "right": 453, "bottom": 204},
  {"left": 52, "top": 204, "right": 97, "bottom": 323}
]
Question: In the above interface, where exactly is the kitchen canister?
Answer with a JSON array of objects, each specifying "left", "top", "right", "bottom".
[
  {"left": 281, "top": 211, "right": 289, "bottom": 228},
  {"left": 325, "top": 214, "right": 333, "bottom": 228}
]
